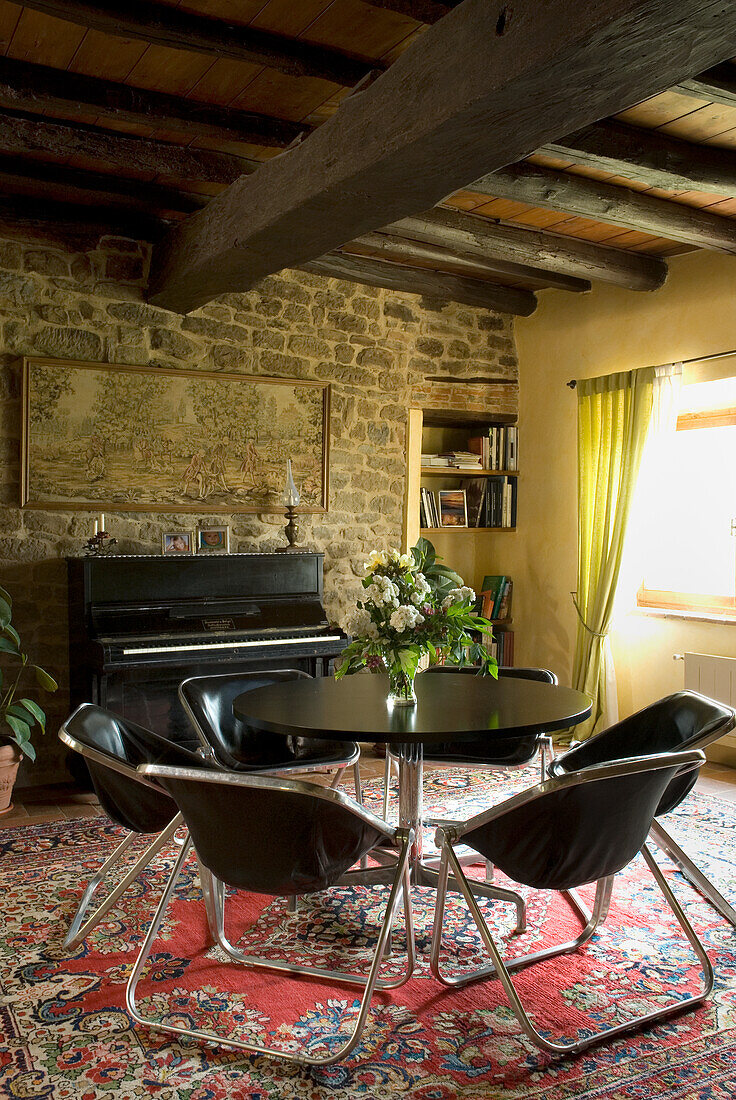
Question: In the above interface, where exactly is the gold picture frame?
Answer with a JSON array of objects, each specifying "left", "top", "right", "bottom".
[{"left": 21, "top": 356, "right": 330, "bottom": 515}]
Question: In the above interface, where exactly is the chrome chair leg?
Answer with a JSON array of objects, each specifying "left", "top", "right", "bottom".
[
  {"left": 63, "top": 814, "right": 183, "bottom": 950},
  {"left": 126, "top": 831, "right": 415, "bottom": 1065},
  {"left": 382, "top": 753, "right": 393, "bottom": 820},
  {"left": 352, "top": 760, "right": 363, "bottom": 806},
  {"left": 430, "top": 841, "right": 713, "bottom": 1055},
  {"left": 649, "top": 819, "right": 736, "bottom": 928}
]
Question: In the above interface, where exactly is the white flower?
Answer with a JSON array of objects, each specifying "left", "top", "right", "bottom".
[
  {"left": 389, "top": 605, "right": 425, "bottom": 632},
  {"left": 415, "top": 572, "right": 431, "bottom": 596},
  {"left": 441, "top": 586, "right": 476, "bottom": 610},
  {"left": 399, "top": 553, "right": 412, "bottom": 568},
  {"left": 364, "top": 549, "right": 388, "bottom": 572},
  {"left": 389, "top": 548, "right": 400, "bottom": 562},
  {"left": 346, "top": 608, "right": 373, "bottom": 637},
  {"left": 364, "top": 621, "right": 380, "bottom": 641},
  {"left": 366, "top": 574, "right": 399, "bottom": 608}
]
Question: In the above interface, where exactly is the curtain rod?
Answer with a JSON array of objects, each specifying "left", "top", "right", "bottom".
[{"left": 566, "top": 346, "right": 736, "bottom": 389}]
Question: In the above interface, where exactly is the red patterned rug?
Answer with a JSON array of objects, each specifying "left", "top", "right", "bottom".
[{"left": 2, "top": 766, "right": 735, "bottom": 1099}]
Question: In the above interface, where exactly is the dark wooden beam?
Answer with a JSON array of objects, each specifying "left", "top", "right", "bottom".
[
  {"left": 0, "top": 56, "right": 306, "bottom": 149},
  {"left": 467, "top": 162, "right": 736, "bottom": 252},
  {"left": 17, "top": 0, "right": 379, "bottom": 87},
  {"left": 0, "top": 156, "right": 207, "bottom": 213},
  {"left": 0, "top": 192, "right": 167, "bottom": 247},
  {"left": 360, "top": 0, "right": 462, "bottom": 24},
  {"left": 302, "top": 251, "right": 537, "bottom": 314},
  {"left": 387, "top": 207, "right": 667, "bottom": 290},
  {"left": 346, "top": 230, "right": 591, "bottom": 291},
  {"left": 0, "top": 110, "right": 249, "bottom": 184},
  {"left": 148, "top": 0, "right": 736, "bottom": 312},
  {"left": 541, "top": 119, "right": 736, "bottom": 196},
  {"left": 676, "top": 62, "right": 736, "bottom": 108}
]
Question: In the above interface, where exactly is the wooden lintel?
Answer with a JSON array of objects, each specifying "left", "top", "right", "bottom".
[
  {"left": 542, "top": 119, "right": 736, "bottom": 196},
  {"left": 17, "top": 0, "right": 380, "bottom": 87},
  {"left": 466, "top": 161, "right": 736, "bottom": 252},
  {"left": 346, "top": 230, "right": 591, "bottom": 291},
  {"left": 675, "top": 62, "right": 736, "bottom": 108},
  {"left": 0, "top": 156, "right": 207, "bottom": 214},
  {"left": 387, "top": 207, "right": 667, "bottom": 290},
  {"left": 0, "top": 56, "right": 306, "bottom": 149},
  {"left": 0, "top": 110, "right": 250, "bottom": 184},
  {"left": 149, "top": 0, "right": 736, "bottom": 312},
  {"left": 301, "top": 252, "right": 537, "bottom": 315}
]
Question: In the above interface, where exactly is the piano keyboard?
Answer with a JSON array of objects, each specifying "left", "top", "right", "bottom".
[{"left": 122, "top": 634, "right": 344, "bottom": 657}]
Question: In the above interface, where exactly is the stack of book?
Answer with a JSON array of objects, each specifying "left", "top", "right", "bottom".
[
  {"left": 468, "top": 425, "right": 518, "bottom": 471},
  {"left": 479, "top": 575, "right": 513, "bottom": 621},
  {"left": 481, "top": 628, "right": 514, "bottom": 666},
  {"left": 419, "top": 487, "right": 440, "bottom": 528},
  {"left": 421, "top": 453, "right": 452, "bottom": 467},
  {"left": 462, "top": 476, "right": 517, "bottom": 528}
]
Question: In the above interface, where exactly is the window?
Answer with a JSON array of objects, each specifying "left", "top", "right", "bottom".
[{"left": 635, "top": 375, "right": 736, "bottom": 617}]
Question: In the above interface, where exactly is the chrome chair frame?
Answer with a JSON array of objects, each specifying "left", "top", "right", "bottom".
[
  {"left": 126, "top": 764, "right": 415, "bottom": 1066},
  {"left": 430, "top": 750, "right": 713, "bottom": 1057},
  {"left": 58, "top": 720, "right": 190, "bottom": 949},
  {"left": 553, "top": 691, "right": 736, "bottom": 928},
  {"left": 179, "top": 670, "right": 363, "bottom": 804}
]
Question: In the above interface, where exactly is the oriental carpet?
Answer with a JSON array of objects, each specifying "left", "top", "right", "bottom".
[{"left": 1, "top": 766, "right": 735, "bottom": 1099}]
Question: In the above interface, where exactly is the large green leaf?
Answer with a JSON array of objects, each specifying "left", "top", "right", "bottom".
[
  {"left": 0, "top": 585, "right": 12, "bottom": 607},
  {"left": 5, "top": 714, "right": 30, "bottom": 742},
  {"left": 3, "top": 623, "right": 20, "bottom": 647},
  {"left": 22, "top": 742, "right": 36, "bottom": 761},
  {"left": 32, "top": 667, "right": 58, "bottom": 692},
  {"left": 0, "top": 596, "right": 11, "bottom": 627},
  {"left": 0, "top": 636, "right": 19, "bottom": 655},
  {"left": 19, "top": 698, "right": 46, "bottom": 731}
]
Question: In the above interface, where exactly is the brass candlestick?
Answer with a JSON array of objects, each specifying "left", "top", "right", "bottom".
[{"left": 277, "top": 459, "right": 302, "bottom": 553}]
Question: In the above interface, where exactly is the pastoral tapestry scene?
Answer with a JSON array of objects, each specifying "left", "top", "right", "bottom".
[{"left": 22, "top": 358, "right": 328, "bottom": 514}]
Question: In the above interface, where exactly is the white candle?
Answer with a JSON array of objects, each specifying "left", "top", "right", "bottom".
[
  {"left": 98, "top": 513, "right": 105, "bottom": 533},
  {"left": 93, "top": 519, "right": 98, "bottom": 535}
]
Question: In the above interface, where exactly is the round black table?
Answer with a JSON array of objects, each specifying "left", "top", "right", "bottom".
[{"left": 234, "top": 672, "right": 591, "bottom": 888}]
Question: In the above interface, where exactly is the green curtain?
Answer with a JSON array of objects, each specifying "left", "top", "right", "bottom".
[{"left": 571, "top": 367, "right": 659, "bottom": 739}]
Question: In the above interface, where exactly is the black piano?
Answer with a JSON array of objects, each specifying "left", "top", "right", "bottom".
[{"left": 67, "top": 552, "right": 347, "bottom": 742}]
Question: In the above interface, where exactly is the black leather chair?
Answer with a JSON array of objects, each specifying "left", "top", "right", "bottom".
[
  {"left": 179, "top": 669, "right": 362, "bottom": 801},
  {"left": 549, "top": 690, "right": 736, "bottom": 927},
  {"left": 126, "top": 764, "right": 415, "bottom": 1066},
  {"left": 58, "top": 703, "right": 208, "bottom": 949},
  {"left": 430, "top": 748, "right": 713, "bottom": 1056},
  {"left": 382, "top": 665, "right": 558, "bottom": 820}
]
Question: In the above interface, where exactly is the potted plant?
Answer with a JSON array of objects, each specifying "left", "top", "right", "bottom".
[
  {"left": 0, "top": 584, "right": 58, "bottom": 814},
  {"left": 337, "top": 538, "right": 496, "bottom": 706}
]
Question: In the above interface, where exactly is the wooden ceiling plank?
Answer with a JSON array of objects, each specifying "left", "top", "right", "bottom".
[
  {"left": 0, "top": 153, "right": 207, "bottom": 211},
  {"left": 6, "top": 5, "right": 85, "bottom": 68},
  {"left": 466, "top": 161, "right": 736, "bottom": 251},
  {"left": 0, "top": 108, "right": 252, "bottom": 181},
  {"left": 385, "top": 207, "right": 667, "bottom": 291},
  {"left": 301, "top": 250, "right": 538, "bottom": 314},
  {"left": 346, "top": 229, "right": 592, "bottom": 291},
  {"left": 542, "top": 119, "right": 736, "bottom": 196},
  {"left": 0, "top": 189, "right": 167, "bottom": 244},
  {"left": 149, "top": 0, "right": 736, "bottom": 312},
  {"left": 359, "top": 0, "right": 460, "bottom": 24},
  {"left": 0, "top": 55, "right": 306, "bottom": 147},
  {"left": 14, "top": 0, "right": 380, "bottom": 85}
]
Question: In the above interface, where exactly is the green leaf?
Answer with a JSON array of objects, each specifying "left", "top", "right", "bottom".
[
  {"left": 0, "top": 636, "right": 19, "bottom": 655},
  {"left": 0, "top": 585, "right": 12, "bottom": 607},
  {"left": 32, "top": 667, "right": 58, "bottom": 692},
  {"left": 3, "top": 623, "right": 20, "bottom": 647},
  {"left": 19, "top": 698, "right": 46, "bottom": 731},
  {"left": 21, "top": 741, "right": 36, "bottom": 762},
  {"left": 5, "top": 714, "right": 31, "bottom": 742},
  {"left": 0, "top": 596, "right": 11, "bottom": 627}
]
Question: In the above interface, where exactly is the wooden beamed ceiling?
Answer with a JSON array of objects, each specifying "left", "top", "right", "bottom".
[{"left": 0, "top": 1, "right": 735, "bottom": 316}]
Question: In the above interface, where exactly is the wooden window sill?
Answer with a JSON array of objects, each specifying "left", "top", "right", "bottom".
[{"left": 635, "top": 606, "right": 736, "bottom": 626}]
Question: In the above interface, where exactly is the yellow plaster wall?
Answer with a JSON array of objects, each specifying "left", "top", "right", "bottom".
[{"left": 509, "top": 249, "right": 736, "bottom": 755}]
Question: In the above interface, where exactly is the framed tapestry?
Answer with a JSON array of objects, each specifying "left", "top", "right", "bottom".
[{"left": 21, "top": 357, "right": 330, "bottom": 514}]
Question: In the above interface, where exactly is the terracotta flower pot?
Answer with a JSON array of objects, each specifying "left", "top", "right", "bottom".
[{"left": 0, "top": 742, "right": 23, "bottom": 815}]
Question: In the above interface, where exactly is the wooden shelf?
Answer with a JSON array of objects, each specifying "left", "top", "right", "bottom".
[
  {"left": 421, "top": 467, "right": 519, "bottom": 477},
  {"left": 420, "top": 527, "right": 517, "bottom": 533}
]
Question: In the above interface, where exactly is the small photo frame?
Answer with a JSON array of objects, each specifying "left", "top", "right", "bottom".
[
  {"left": 196, "top": 525, "right": 230, "bottom": 554},
  {"left": 438, "top": 489, "right": 468, "bottom": 527},
  {"left": 162, "top": 530, "right": 194, "bottom": 554}
]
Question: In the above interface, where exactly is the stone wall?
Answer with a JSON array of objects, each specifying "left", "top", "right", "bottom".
[{"left": 0, "top": 233, "right": 519, "bottom": 786}]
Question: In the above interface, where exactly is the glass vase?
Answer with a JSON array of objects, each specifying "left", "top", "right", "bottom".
[{"left": 386, "top": 661, "right": 417, "bottom": 707}]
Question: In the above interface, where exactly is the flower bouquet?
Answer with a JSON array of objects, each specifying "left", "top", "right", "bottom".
[{"left": 337, "top": 537, "right": 497, "bottom": 705}]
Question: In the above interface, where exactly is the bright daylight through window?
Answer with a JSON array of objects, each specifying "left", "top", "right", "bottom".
[{"left": 636, "top": 374, "right": 736, "bottom": 617}]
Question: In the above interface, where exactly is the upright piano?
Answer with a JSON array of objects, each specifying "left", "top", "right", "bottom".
[{"left": 67, "top": 552, "right": 347, "bottom": 741}]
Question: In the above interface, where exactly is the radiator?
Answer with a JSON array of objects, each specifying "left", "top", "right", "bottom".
[{"left": 682, "top": 652, "right": 736, "bottom": 753}]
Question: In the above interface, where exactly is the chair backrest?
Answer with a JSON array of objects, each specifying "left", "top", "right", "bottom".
[
  {"left": 140, "top": 764, "right": 394, "bottom": 896},
  {"left": 59, "top": 703, "right": 204, "bottom": 834},
  {"left": 460, "top": 749, "right": 704, "bottom": 892},
  {"left": 552, "top": 691, "right": 735, "bottom": 815},
  {"left": 425, "top": 665, "right": 558, "bottom": 685},
  {"left": 179, "top": 669, "right": 312, "bottom": 770}
]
